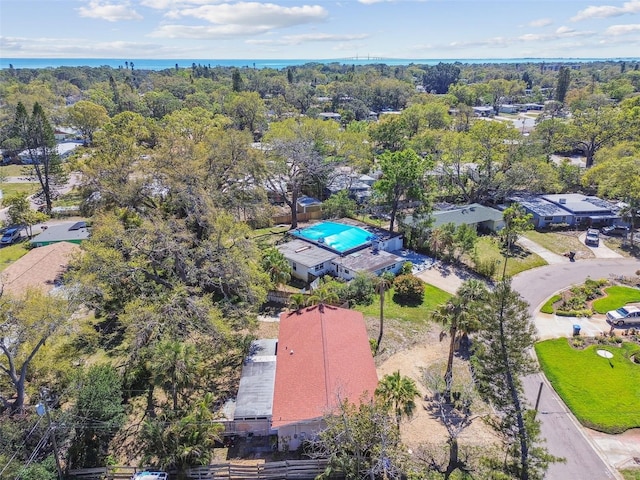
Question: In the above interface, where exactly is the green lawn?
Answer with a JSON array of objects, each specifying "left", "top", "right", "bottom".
[
  {"left": 470, "top": 236, "right": 547, "bottom": 279},
  {"left": 522, "top": 230, "right": 593, "bottom": 258},
  {"left": 535, "top": 338, "right": 640, "bottom": 433},
  {"left": 0, "top": 241, "right": 30, "bottom": 271},
  {"left": 592, "top": 286, "right": 640, "bottom": 313},
  {"left": 0, "top": 182, "right": 39, "bottom": 202},
  {"left": 355, "top": 283, "right": 451, "bottom": 324},
  {"left": 0, "top": 164, "right": 30, "bottom": 177}
]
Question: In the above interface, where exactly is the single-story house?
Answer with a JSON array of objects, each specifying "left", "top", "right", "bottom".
[
  {"left": 512, "top": 193, "right": 621, "bottom": 229},
  {"left": 1, "top": 241, "right": 80, "bottom": 296},
  {"left": 499, "top": 104, "right": 518, "bottom": 114},
  {"left": 277, "top": 239, "right": 338, "bottom": 283},
  {"left": 332, "top": 249, "right": 404, "bottom": 281},
  {"left": 271, "top": 305, "right": 378, "bottom": 450},
  {"left": 473, "top": 106, "right": 494, "bottom": 117},
  {"left": 401, "top": 203, "right": 505, "bottom": 233},
  {"left": 18, "top": 141, "right": 82, "bottom": 164},
  {"left": 231, "top": 339, "right": 277, "bottom": 437},
  {"left": 30, "top": 221, "right": 90, "bottom": 247},
  {"left": 277, "top": 221, "right": 404, "bottom": 283},
  {"left": 318, "top": 112, "right": 341, "bottom": 122}
]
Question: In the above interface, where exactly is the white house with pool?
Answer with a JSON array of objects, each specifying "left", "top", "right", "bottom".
[{"left": 277, "top": 221, "right": 404, "bottom": 283}]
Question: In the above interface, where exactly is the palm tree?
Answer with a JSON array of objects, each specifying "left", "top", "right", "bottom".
[
  {"left": 432, "top": 279, "right": 487, "bottom": 400},
  {"left": 288, "top": 292, "right": 308, "bottom": 311},
  {"left": 151, "top": 340, "right": 199, "bottom": 411},
  {"left": 375, "top": 370, "right": 420, "bottom": 429},
  {"left": 374, "top": 273, "right": 394, "bottom": 356},
  {"left": 307, "top": 280, "right": 340, "bottom": 306},
  {"left": 261, "top": 247, "right": 292, "bottom": 287},
  {"left": 428, "top": 227, "right": 446, "bottom": 259}
]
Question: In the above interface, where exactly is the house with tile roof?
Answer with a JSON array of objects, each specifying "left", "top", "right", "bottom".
[{"left": 271, "top": 304, "right": 378, "bottom": 450}]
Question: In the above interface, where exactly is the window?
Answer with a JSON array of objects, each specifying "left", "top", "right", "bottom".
[
  {"left": 344, "top": 269, "right": 350, "bottom": 274},
  {"left": 544, "top": 217, "right": 553, "bottom": 221},
  {"left": 315, "top": 264, "right": 324, "bottom": 272},
  {"left": 292, "top": 262, "right": 297, "bottom": 271}
]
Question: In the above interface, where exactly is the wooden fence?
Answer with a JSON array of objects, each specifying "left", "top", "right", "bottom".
[{"left": 68, "top": 459, "right": 338, "bottom": 480}]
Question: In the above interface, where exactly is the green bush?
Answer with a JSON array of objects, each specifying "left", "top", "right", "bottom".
[
  {"left": 541, "top": 295, "right": 561, "bottom": 314},
  {"left": 393, "top": 274, "right": 425, "bottom": 305},
  {"left": 556, "top": 309, "right": 593, "bottom": 317},
  {"left": 474, "top": 258, "right": 499, "bottom": 279},
  {"left": 400, "top": 261, "right": 413, "bottom": 275}
]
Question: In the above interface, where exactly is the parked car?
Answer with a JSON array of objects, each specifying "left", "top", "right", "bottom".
[
  {"left": 601, "top": 225, "right": 629, "bottom": 236},
  {"left": 0, "top": 227, "right": 21, "bottom": 245},
  {"left": 132, "top": 471, "right": 168, "bottom": 480},
  {"left": 585, "top": 228, "right": 600, "bottom": 247},
  {"left": 606, "top": 305, "right": 640, "bottom": 326}
]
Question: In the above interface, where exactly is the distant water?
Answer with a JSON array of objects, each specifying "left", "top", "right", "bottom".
[{"left": 1, "top": 57, "right": 638, "bottom": 71}]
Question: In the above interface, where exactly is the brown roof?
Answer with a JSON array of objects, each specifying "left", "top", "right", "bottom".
[
  {"left": 271, "top": 305, "right": 378, "bottom": 428},
  {"left": 1, "top": 241, "right": 81, "bottom": 296}
]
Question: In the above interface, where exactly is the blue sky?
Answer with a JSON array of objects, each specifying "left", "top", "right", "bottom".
[{"left": 1, "top": 0, "right": 640, "bottom": 59}]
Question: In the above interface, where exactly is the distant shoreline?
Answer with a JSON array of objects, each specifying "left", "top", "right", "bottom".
[{"left": 2, "top": 57, "right": 639, "bottom": 71}]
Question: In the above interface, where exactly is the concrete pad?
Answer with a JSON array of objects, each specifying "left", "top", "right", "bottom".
[
  {"left": 587, "top": 428, "right": 640, "bottom": 470},
  {"left": 517, "top": 236, "right": 567, "bottom": 265},
  {"left": 579, "top": 233, "right": 623, "bottom": 259}
]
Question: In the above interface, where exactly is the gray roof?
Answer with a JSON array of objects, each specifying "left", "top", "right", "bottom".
[
  {"left": 30, "top": 221, "right": 90, "bottom": 245},
  {"left": 234, "top": 339, "right": 277, "bottom": 419},
  {"left": 402, "top": 203, "right": 503, "bottom": 229},
  {"left": 512, "top": 196, "right": 570, "bottom": 217},
  {"left": 333, "top": 249, "right": 403, "bottom": 273},
  {"left": 542, "top": 194, "right": 614, "bottom": 214},
  {"left": 277, "top": 239, "right": 337, "bottom": 267}
]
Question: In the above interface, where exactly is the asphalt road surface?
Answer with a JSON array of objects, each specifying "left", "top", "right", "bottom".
[{"left": 513, "top": 258, "right": 640, "bottom": 479}]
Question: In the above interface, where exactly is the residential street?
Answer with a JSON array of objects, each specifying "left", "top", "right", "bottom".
[{"left": 513, "top": 258, "right": 640, "bottom": 480}]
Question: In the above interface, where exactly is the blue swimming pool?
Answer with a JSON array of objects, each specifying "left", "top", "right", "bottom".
[{"left": 292, "top": 222, "right": 374, "bottom": 253}]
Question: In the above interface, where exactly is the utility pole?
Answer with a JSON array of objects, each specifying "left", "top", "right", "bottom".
[{"left": 37, "top": 388, "right": 63, "bottom": 480}]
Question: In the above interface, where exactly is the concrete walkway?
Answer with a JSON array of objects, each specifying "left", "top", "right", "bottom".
[
  {"left": 516, "top": 235, "right": 567, "bottom": 264},
  {"left": 578, "top": 232, "right": 624, "bottom": 258}
]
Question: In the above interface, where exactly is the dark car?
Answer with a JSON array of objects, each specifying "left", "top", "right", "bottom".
[
  {"left": 0, "top": 227, "right": 21, "bottom": 245},
  {"left": 601, "top": 225, "right": 629, "bottom": 236}
]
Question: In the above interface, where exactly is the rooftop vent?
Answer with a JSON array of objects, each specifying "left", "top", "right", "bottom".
[{"left": 559, "top": 198, "right": 567, "bottom": 204}]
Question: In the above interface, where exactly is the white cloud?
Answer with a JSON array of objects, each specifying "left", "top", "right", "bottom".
[
  {"left": 150, "top": 23, "right": 271, "bottom": 38},
  {"left": 604, "top": 23, "right": 640, "bottom": 35},
  {"left": 77, "top": 0, "right": 142, "bottom": 21},
  {"left": 0, "top": 35, "right": 187, "bottom": 57},
  {"left": 172, "top": 2, "right": 327, "bottom": 27},
  {"left": 529, "top": 18, "right": 552, "bottom": 28},
  {"left": 140, "top": 0, "right": 219, "bottom": 8},
  {"left": 571, "top": 0, "right": 640, "bottom": 21}
]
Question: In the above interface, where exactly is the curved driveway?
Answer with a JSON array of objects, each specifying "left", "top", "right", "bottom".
[{"left": 512, "top": 258, "right": 640, "bottom": 480}]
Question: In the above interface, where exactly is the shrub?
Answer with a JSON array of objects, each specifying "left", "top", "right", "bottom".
[
  {"left": 346, "top": 273, "right": 376, "bottom": 306},
  {"left": 393, "top": 274, "right": 425, "bottom": 304},
  {"left": 541, "top": 295, "right": 561, "bottom": 314},
  {"left": 474, "top": 258, "right": 499, "bottom": 279},
  {"left": 556, "top": 309, "right": 593, "bottom": 317},
  {"left": 400, "top": 261, "right": 413, "bottom": 275}
]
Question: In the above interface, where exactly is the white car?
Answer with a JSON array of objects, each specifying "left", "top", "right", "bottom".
[{"left": 606, "top": 305, "right": 640, "bottom": 326}]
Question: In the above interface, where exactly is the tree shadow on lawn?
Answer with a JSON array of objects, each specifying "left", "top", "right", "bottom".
[{"left": 392, "top": 293, "right": 423, "bottom": 307}]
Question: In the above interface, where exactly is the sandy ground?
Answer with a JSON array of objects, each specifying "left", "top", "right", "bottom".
[{"left": 374, "top": 326, "right": 500, "bottom": 451}]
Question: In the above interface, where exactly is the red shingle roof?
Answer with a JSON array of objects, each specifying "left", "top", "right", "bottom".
[{"left": 271, "top": 305, "right": 378, "bottom": 428}]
